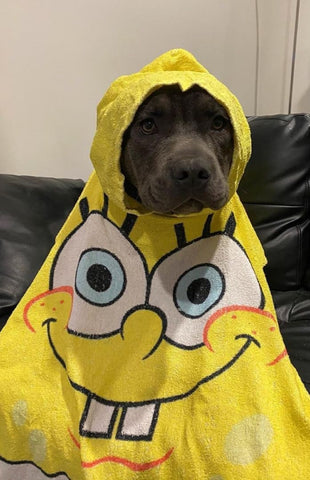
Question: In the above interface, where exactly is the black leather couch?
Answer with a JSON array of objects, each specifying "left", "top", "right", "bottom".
[{"left": 1, "top": 114, "right": 310, "bottom": 393}]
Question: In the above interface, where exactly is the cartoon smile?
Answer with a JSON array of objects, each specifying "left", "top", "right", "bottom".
[
  {"left": 24, "top": 287, "right": 287, "bottom": 445},
  {"left": 21, "top": 203, "right": 287, "bottom": 472},
  {"left": 68, "top": 427, "right": 174, "bottom": 471}
]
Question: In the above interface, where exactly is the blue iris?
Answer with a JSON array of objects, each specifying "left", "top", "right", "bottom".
[
  {"left": 174, "top": 264, "right": 224, "bottom": 318},
  {"left": 75, "top": 249, "right": 125, "bottom": 306}
]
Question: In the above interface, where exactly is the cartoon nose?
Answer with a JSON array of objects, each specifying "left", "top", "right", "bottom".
[
  {"left": 121, "top": 306, "right": 166, "bottom": 360},
  {"left": 171, "top": 160, "right": 210, "bottom": 187}
]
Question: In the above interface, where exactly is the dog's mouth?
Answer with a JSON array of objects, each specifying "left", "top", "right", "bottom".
[
  {"left": 171, "top": 199, "right": 204, "bottom": 214},
  {"left": 127, "top": 178, "right": 229, "bottom": 215},
  {"left": 147, "top": 191, "right": 229, "bottom": 215}
]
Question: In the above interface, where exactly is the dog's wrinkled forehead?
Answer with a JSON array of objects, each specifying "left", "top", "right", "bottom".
[{"left": 135, "top": 85, "right": 230, "bottom": 125}]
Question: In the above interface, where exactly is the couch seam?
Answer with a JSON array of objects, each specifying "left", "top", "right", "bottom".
[
  {"left": 285, "top": 289, "right": 304, "bottom": 323},
  {"left": 299, "top": 169, "right": 310, "bottom": 290}
]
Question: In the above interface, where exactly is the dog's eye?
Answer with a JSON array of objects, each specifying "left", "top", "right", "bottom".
[
  {"left": 140, "top": 118, "right": 157, "bottom": 135},
  {"left": 212, "top": 115, "right": 227, "bottom": 130}
]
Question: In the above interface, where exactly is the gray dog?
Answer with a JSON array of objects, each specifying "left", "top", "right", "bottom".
[{"left": 121, "top": 85, "right": 234, "bottom": 214}]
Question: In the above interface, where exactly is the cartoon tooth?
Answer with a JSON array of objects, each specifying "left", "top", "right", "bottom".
[
  {"left": 2, "top": 49, "right": 310, "bottom": 479},
  {"left": 22, "top": 204, "right": 274, "bottom": 444}
]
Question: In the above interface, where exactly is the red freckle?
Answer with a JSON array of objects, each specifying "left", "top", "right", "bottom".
[
  {"left": 60, "top": 300, "right": 64, "bottom": 304},
  {"left": 52, "top": 307, "right": 56, "bottom": 312},
  {"left": 270, "top": 326, "right": 275, "bottom": 332},
  {"left": 40, "top": 303, "right": 45, "bottom": 307},
  {"left": 232, "top": 315, "right": 237, "bottom": 319},
  {"left": 252, "top": 330, "right": 257, "bottom": 335}
]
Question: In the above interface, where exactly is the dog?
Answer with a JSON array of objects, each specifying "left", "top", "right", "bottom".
[
  {"left": 121, "top": 84, "right": 234, "bottom": 214},
  {"left": 3, "top": 50, "right": 309, "bottom": 479}
]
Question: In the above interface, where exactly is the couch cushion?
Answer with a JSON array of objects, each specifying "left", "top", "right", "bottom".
[
  {"left": 0, "top": 174, "right": 84, "bottom": 330},
  {"left": 239, "top": 114, "right": 310, "bottom": 392},
  {"left": 239, "top": 114, "right": 310, "bottom": 293},
  {"left": 1, "top": 114, "right": 310, "bottom": 392}
]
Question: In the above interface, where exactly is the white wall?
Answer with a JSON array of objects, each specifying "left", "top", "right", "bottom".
[
  {"left": 291, "top": 0, "right": 310, "bottom": 112},
  {"left": 255, "top": 0, "right": 297, "bottom": 115},
  {"left": 0, "top": 0, "right": 307, "bottom": 180}
]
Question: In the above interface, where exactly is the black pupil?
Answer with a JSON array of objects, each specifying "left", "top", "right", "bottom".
[
  {"left": 144, "top": 120, "right": 153, "bottom": 130},
  {"left": 214, "top": 117, "right": 224, "bottom": 128},
  {"left": 87, "top": 264, "right": 112, "bottom": 292},
  {"left": 187, "top": 278, "right": 210, "bottom": 304}
]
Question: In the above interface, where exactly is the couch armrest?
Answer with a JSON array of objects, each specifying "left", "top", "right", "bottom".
[{"left": 0, "top": 174, "right": 85, "bottom": 330}]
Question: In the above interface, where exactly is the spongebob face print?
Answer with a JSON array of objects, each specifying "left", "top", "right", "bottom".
[
  {"left": 23, "top": 195, "right": 287, "bottom": 450},
  {"left": 4, "top": 49, "right": 310, "bottom": 480}
]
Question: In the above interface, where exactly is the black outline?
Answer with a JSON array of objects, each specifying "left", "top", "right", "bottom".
[
  {"left": 45, "top": 201, "right": 267, "bottom": 442},
  {"left": 120, "top": 304, "right": 167, "bottom": 360},
  {"left": 224, "top": 212, "right": 237, "bottom": 237},
  {"left": 0, "top": 456, "right": 70, "bottom": 479},
  {"left": 173, "top": 263, "right": 226, "bottom": 320},
  {"left": 79, "top": 197, "right": 89, "bottom": 222},
  {"left": 146, "top": 225, "right": 265, "bottom": 316},
  {"left": 75, "top": 247, "right": 127, "bottom": 307},
  {"left": 164, "top": 336, "right": 205, "bottom": 351},
  {"left": 235, "top": 333, "right": 260, "bottom": 348},
  {"left": 49, "top": 211, "right": 148, "bottom": 293},
  {"left": 65, "top": 335, "right": 259, "bottom": 409},
  {"left": 174, "top": 223, "right": 186, "bottom": 249},
  {"left": 102, "top": 193, "right": 109, "bottom": 218},
  {"left": 202, "top": 214, "right": 213, "bottom": 238},
  {"left": 116, "top": 402, "right": 160, "bottom": 441},
  {"left": 121, "top": 214, "right": 138, "bottom": 237},
  {"left": 43, "top": 290, "right": 263, "bottom": 411},
  {"left": 66, "top": 327, "right": 120, "bottom": 340},
  {"left": 79, "top": 395, "right": 119, "bottom": 439},
  {"left": 50, "top": 207, "right": 264, "bottom": 339},
  {"left": 49, "top": 210, "right": 149, "bottom": 340},
  {"left": 43, "top": 319, "right": 66, "bottom": 369}
]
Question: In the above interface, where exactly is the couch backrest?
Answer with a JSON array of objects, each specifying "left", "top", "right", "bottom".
[
  {"left": 1, "top": 115, "right": 310, "bottom": 390},
  {"left": 239, "top": 114, "right": 310, "bottom": 324},
  {"left": 0, "top": 175, "right": 84, "bottom": 330}
]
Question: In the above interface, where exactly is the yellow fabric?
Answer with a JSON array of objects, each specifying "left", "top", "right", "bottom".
[
  {"left": 91, "top": 49, "right": 250, "bottom": 215},
  {"left": 1, "top": 49, "right": 310, "bottom": 480}
]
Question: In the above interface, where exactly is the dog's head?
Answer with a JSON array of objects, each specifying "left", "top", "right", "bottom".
[{"left": 121, "top": 85, "right": 233, "bottom": 215}]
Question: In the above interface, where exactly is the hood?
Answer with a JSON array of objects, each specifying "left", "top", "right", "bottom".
[{"left": 90, "top": 49, "right": 251, "bottom": 216}]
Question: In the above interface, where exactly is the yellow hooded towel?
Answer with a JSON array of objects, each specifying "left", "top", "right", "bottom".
[{"left": 1, "top": 49, "right": 310, "bottom": 480}]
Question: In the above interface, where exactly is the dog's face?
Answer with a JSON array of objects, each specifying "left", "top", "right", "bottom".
[{"left": 121, "top": 85, "right": 234, "bottom": 215}]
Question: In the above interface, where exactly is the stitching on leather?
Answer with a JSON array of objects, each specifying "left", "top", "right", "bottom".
[
  {"left": 300, "top": 169, "right": 310, "bottom": 288},
  {"left": 290, "top": 288, "right": 310, "bottom": 322},
  {"left": 287, "top": 290, "right": 303, "bottom": 322},
  {"left": 297, "top": 222, "right": 302, "bottom": 286}
]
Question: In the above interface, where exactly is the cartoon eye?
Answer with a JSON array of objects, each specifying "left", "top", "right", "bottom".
[
  {"left": 75, "top": 249, "right": 126, "bottom": 306},
  {"left": 149, "top": 233, "right": 264, "bottom": 348},
  {"left": 174, "top": 264, "right": 224, "bottom": 318},
  {"left": 51, "top": 212, "right": 147, "bottom": 337}
]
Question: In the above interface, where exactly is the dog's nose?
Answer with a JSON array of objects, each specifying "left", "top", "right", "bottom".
[{"left": 172, "top": 163, "right": 210, "bottom": 186}]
